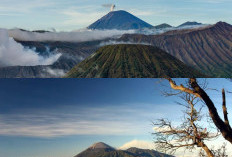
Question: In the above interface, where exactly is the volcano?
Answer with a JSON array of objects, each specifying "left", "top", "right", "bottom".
[
  {"left": 66, "top": 44, "right": 205, "bottom": 78},
  {"left": 88, "top": 10, "right": 153, "bottom": 30},
  {"left": 74, "top": 142, "right": 174, "bottom": 157}
]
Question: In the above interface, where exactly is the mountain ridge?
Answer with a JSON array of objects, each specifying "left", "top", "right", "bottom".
[
  {"left": 178, "top": 21, "right": 203, "bottom": 27},
  {"left": 74, "top": 142, "right": 175, "bottom": 157},
  {"left": 119, "top": 21, "right": 232, "bottom": 77}
]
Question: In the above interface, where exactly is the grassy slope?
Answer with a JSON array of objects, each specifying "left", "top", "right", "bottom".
[{"left": 66, "top": 44, "right": 205, "bottom": 78}]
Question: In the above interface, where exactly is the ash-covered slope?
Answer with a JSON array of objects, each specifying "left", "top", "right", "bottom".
[
  {"left": 74, "top": 142, "right": 174, "bottom": 157},
  {"left": 66, "top": 44, "right": 205, "bottom": 78},
  {"left": 88, "top": 10, "right": 153, "bottom": 30},
  {"left": 120, "top": 22, "right": 232, "bottom": 77}
]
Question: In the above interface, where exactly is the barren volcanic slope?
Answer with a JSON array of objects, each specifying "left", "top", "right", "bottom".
[
  {"left": 74, "top": 142, "right": 174, "bottom": 157},
  {"left": 66, "top": 44, "right": 205, "bottom": 78},
  {"left": 119, "top": 22, "right": 232, "bottom": 77}
]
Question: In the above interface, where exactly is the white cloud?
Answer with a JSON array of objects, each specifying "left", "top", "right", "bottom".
[
  {"left": 0, "top": 29, "right": 61, "bottom": 67},
  {"left": 0, "top": 103, "right": 168, "bottom": 138},
  {"left": 8, "top": 29, "right": 135, "bottom": 42},
  {"left": 119, "top": 140, "right": 155, "bottom": 150},
  {"left": 99, "top": 40, "right": 151, "bottom": 47},
  {"left": 44, "top": 68, "right": 66, "bottom": 77}
]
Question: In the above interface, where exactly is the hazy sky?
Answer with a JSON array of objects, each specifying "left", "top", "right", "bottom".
[
  {"left": 0, "top": 79, "right": 232, "bottom": 157},
  {"left": 0, "top": 0, "right": 231, "bottom": 31}
]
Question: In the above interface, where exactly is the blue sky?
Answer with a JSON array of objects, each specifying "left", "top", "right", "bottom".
[
  {"left": 0, "top": 79, "right": 232, "bottom": 157},
  {"left": 0, "top": 0, "right": 231, "bottom": 31}
]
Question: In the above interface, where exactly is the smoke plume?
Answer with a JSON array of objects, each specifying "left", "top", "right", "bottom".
[
  {"left": 0, "top": 29, "right": 61, "bottom": 67},
  {"left": 102, "top": 4, "right": 115, "bottom": 11}
]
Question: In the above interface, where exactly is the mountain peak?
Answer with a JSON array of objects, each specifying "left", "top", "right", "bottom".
[
  {"left": 178, "top": 21, "right": 202, "bottom": 27},
  {"left": 88, "top": 10, "right": 153, "bottom": 30},
  {"left": 214, "top": 21, "right": 231, "bottom": 28},
  {"left": 75, "top": 142, "right": 175, "bottom": 157},
  {"left": 88, "top": 142, "right": 114, "bottom": 149}
]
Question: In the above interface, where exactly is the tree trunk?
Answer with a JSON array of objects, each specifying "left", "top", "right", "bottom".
[
  {"left": 201, "top": 143, "right": 214, "bottom": 157},
  {"left": 189, "top": 78, "right": 232, "bottom": 144}
]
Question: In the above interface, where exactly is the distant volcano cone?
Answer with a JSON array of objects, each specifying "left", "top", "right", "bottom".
[
  {"left": 88, "top": 10, "right": 153, "bottom": 30},
  {"left": 89, "top": 142, "right": 115, "bottom": 150},
  {"left": 66, "top": 44, "right": 205, "bottom": 78},
  {"left": 74, "top": 142, "right": 175, "bottom": 157}
]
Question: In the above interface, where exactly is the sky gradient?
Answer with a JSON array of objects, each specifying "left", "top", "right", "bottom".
[
  {"left": 0, "top": 0, "right": 231, "bottom": 31},
  {"left": 0, "top": 79, "right": 232, "bottom": 157}
]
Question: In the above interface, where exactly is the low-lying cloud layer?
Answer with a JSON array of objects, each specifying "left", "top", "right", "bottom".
[
  {"left": 99, "top": 40, "right": 152, "bottom": 47},
  {"left": 0, "top": 29, "right": 61, "bottom": 67},
  {"left": 8, "top": 29, "right": 135, "bottom": 42}
]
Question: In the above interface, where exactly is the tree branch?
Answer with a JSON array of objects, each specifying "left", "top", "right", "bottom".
[
  {"left": 222, "top": 89, "right": 230, "bottom": 127},
  {"left": 167, "top": 78, "right": 232, "bottom": 144},
  {"left": 167, "top": 78, "right": 200, "bottom": 97}
]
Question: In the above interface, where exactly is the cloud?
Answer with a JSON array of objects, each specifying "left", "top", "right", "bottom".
[
  {"left": 8, "top": 29, "right": 136, "bottom": 42},
  {"left": 0, "top": 103, "right": 167, "bottom": 138},
  {"left": 44, "top": 68, "right": 66, "bottom": 78},
  {"left": 99, "top": 40, "right": 152, "bottom": 47},
  {"left": 119, "top": 140, "right": 155, "bottom": 150},
  {"left": 0, "top": 29, "right": 61, "bottom": 67}
]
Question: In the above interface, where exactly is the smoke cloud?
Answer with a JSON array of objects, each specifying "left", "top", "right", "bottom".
[
  {"left": 44, "top": 68, "right": 66, "bottom": 78},
  {"left": 102, "top": 4, "right": 113, "bottom": 8},
  {"left": 0, "top": 29, "right": 61, "bottom": 67},
  {"left": 8, "top": 29, "right": 135, "bottom": 42},
  {"left": 102, "top": 4, "right": 116, "bottom": 11}
]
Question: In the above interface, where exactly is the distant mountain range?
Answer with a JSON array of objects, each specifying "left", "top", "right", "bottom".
[
  {"left": 74, "top": 142, "right": 174, "bottom": 157},
  {"left": 88, "top": 10, "right": 204, "bottom": 31},
  {"left": 88, "top": 10, "right": 153, "bottom": 30},
  {"left": 178, "top": 21, "right": 203, "bottom": 27},
  {"left": 119, "top": 22, "right": 232, "bottom": 77},
  {"left": 66, "top": 44, "right": 205, "bottom": 78},
  {"left": 154, "top": 23, "right": 172, "bottom": 29},
  {"left": 0, "top": 9, "right": 231, "bottom": 78}
]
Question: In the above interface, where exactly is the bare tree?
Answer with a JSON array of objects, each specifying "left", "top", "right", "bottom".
[
  {"left": 199, "top": 143, "right": 228, "bottom": 157},
  {"left": 167, "top": 78, "right": 232, "bottom": 144},
  {"left": 153, "top": 93, "right": 219, "bottom": 157}
]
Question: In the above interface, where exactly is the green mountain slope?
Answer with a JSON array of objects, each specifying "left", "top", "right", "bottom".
[{"left": 66, "top": 44, "right": 205, "bottom": 78}]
